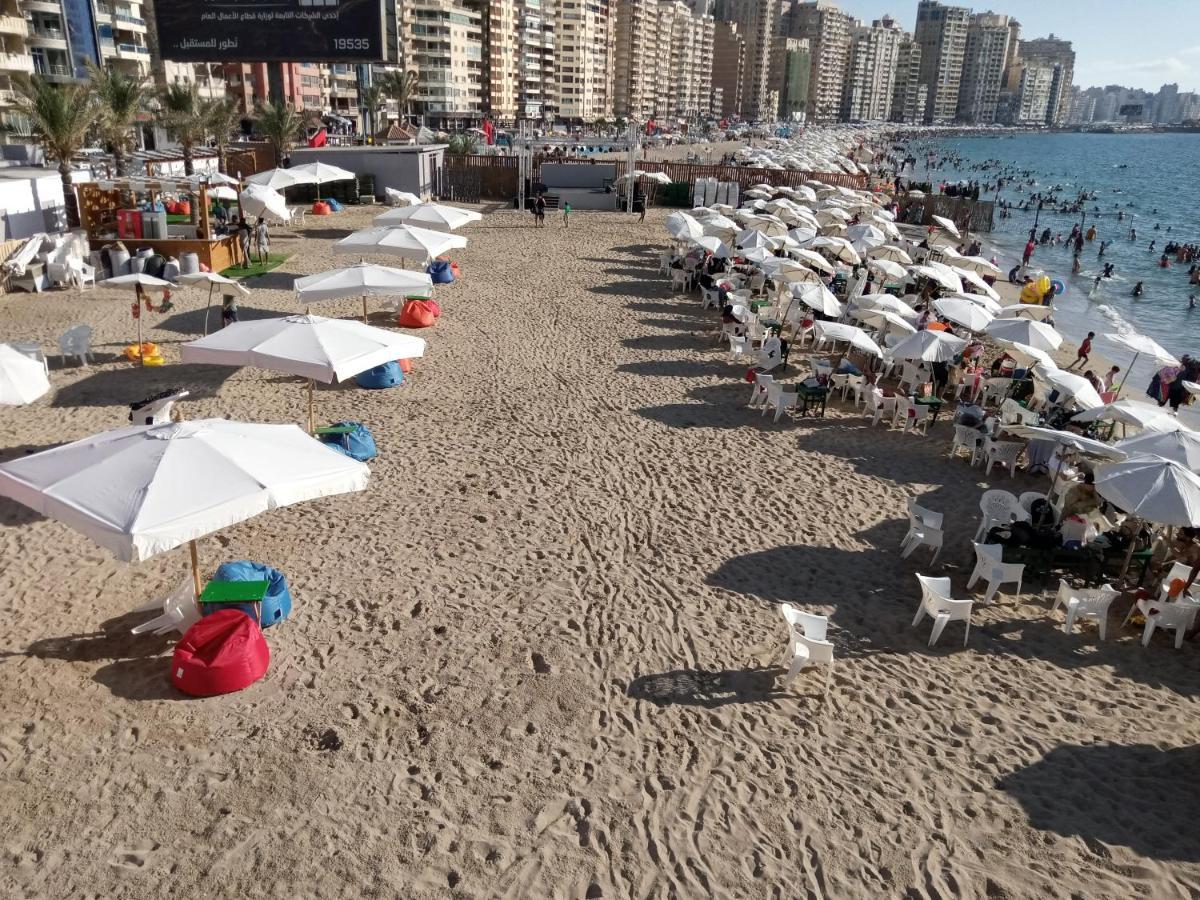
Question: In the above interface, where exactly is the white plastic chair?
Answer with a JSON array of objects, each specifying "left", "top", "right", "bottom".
[
  {"left": 130, "top": 578, "right": 199, "bottom": 636},
  {"left": 900, "top": 498, "right": 944, "bottom": 564},
  {"left": 891, "top": 395, "right": 911, "bottom": 429},
  {"left": 967, "top": 542, "right": 1025, "bottom": 604},
  {"left": 748, "top": 372, "right": 774, "bottom": 409},
  {"left": 1051, "top": 580, "right": 1119, "bottom": 639},
  {"left": 865, "top": 388, "right": 896, "bottom": 427},
  {"left": 950, "top": 424, "right": 984, "bottom": 463},
  {"left": 69, "top": 259, "right": 96, "bottom": 289},
  {"left": 1018, "top": 492, "right": 1048, "bottom": 518},
  {"left": 903, "top": 402, "right": 932, "bottom": 435},
  {"left": 1141, "top": 598, "right": 1200, "bottom": 649},
  {"left": 840, "top": 373, "right": 865, "bottom": 404},
  {"left": 981, "top": 377, "right": 1013, "bottom": 406},
  {"left": 57, "top": 324, "right": 93, "bottom": 366},
  {"left": 727, "top": 334, "right": 750, "bottom": 363},
  {"left": 974, "top": 489, "right": 1023, "bottom": 541},
  {"left": 779, "top": 603, "right": 834, "bottom": 690},
  {"left": 700, "top": 286, "right": 721, "bottom": 309},
  {"left": 763, "top": 382, "right": 799, "bottom": 422},
  {"left": 751, "top": 336, "right": 783, "bottom": 372},
  {"left": 982, "top": 438, "right": 1024, "bottom": 478},
  {"left": 912, "top": 574, "right": 974, "bottom": 647},
  {"left": 670, "top": 269, "right": 689, "bottom": 292},
  {"left": 658, "top": 251, "right": 672, "bottom": 274}
]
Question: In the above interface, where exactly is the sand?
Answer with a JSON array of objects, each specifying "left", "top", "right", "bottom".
[{"left": 2, "top": 206, "right": 1199, "bottom": 899}]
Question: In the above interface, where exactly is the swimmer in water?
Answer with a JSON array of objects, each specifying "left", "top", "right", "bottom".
[
  {"left": 1132, "top": 281, "right": 1143, "bottom": 297},
  {"left": 1149, "top": 240, "right": 1156, "bottom": 253},
  {"left": 1190, "top": 295, "right": 1197, "bottom": 310}
]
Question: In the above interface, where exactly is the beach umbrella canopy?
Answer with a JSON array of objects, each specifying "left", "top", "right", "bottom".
[
  {"left": 245, "top": 168, "right": 309, "bottom": 190},
  {"left": 950, "top": 291, "right": 1003, "bottom": 315},
  {"left": 334, "top": 225, "right": 467, "bottom": 263},
  {"left": 742, "top": 215, "right": 789, "bottom": 238},
  {"left": 386, "top": 189, "right": 422, "bottom": 207},
  {"left": 239, "top": 184, "right": 291, "bottom": 221},
  {"left": 790, "top": 282, "right": 842, "bottom": 317},
  {"left": 788, "top": 247, "right": 835, "bottom": 274},
  {"left": 760, "top": 258, "right": 821, "bottom": 285},
  {"left": 1003, "top": 425, "right": 1126, "bottom": 460},
  {"left": 787, "top": 227, "right": 819, "bottom": 245},
  {"left": 867, "top": 258, "right": 907, "bottom": 281},
  {"left": 985, "top": 317, "right": 1063, "bottom": 353},
  {"left": 860, "top": 309, "right": 916, "bottom": 335},
  {"left": 932, "top": 297, "right": 993, "bottom": 332},
  {"left": 813, "top": 321, "right": 882, "bottom": 357},
  {"left": 953, "top": 268, "right": 1000, "bottom": 300},
  {"left": 846, "top": 223, "right": 885, "bottom": 244},
  {"left": 740, "top": 247, "right": 773, "bottom": 264},
  {"left": 909, "top": 264, "right": 963, "bottom": 293},
  {"left": 294, "top": 262, "right": 434, "bottom": 321},
  {"left": 857, "top": 293, "right": 917, "bottom": 320},
  {"left": 182, "top": 171, "right": 240, "bottom": 188},
  {"left": 287, "top": 161, "right": 357, "bottom": 193},
  {"left": 665, "top": 212, "right": 704, "bottom": 241},
  {"left": 957, "top": 255, "right": 1002, "bottom": 277},
  {"left": 816, "top": 207, "right": 851, "bottom": 224},
  {"left": 887, "top": 329, "right": 966, "bottom": 363},
  {"left": 1106, "top": 331, "right": 1180, "bottom": 396},
  {"left": 209, "top": 185, "right": 239, "bottom": 202},
  {"left": 736, "top": 229, "right": 782, "bottom": 251},
  {"left": 0, "top": 344, "right": 50, "bottom": 406},
  {"left": 375, "top": 202, "right": 483, "bottom": 231},
  {"left": 702, "top": 215, "right": 739, "bottom": 238},
  {"left": 1093, "top": 455, "right": 1200, "bottom": 527},
  {"left": 997, "top": 303, "right": 1054, "bottom": 321},
  {"left": 0, "top": 419, "right": 369, "bottom": 568},
  {"left": 1113, "top": 428, "right": 1200, "bottom": 471},
  {"left": 693, "top": 235, "right": 731, "bottom": 258},
  {"left": 867, "top": 244, "right": 914, "bottom": 265},
  {"left": 1033, "top": 367, "right": 1104, "bottom": 410},
  {"left": 811, "top": 236, "right": 860, "bottom": 264},
  {"left": 995, "top": 339, "right": 1057, "bottom": 370},
  {"left": 103, "top": 272, "right": 173, "bottom": 290},
  {"left": 931, "top": 214, "right": 960, "bottom": 238},
  {"left": 1073, "top": 398, "right": 1181, "bottom": 431}
]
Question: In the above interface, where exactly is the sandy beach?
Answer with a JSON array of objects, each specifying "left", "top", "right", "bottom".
[{"left": 2, "top": 205, "right": 1199, "bottom": 899}]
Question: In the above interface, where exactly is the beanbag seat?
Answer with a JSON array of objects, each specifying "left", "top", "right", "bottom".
[
  {"left": 428, "top": 259, "right": 454, "bottom": 284},
  {"left": 172, "top": 610, "right": 269, "bottom": 697},
  {"left": 317, "top": 421, "right": 378, "bottom": 462},
  {"left": 208, "top": 560, "right": 293, "bottom": 628},
  {"left": 356, "top": 361, "right": 404, "bottom": 389}
]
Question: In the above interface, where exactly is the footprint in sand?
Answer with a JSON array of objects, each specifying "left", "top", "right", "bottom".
[{"left": 107, "top": 841, "right": 160, "bottom": 869}]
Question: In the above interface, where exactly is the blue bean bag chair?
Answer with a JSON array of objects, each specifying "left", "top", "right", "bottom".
[
  {"left": 204, "top": 560, "right": 293, "bottom": 629},
  {"left": 427, "top": 259, "right": 454, "bottom": 284},
  {"left": 325, "top": 197, "right": 344, "bottom": 212},
  {"left": 318, "top": 421, "right": 377, "bottom": 461},
  {"left": 356, "top": 361, "right": 404, "bottom": 389}
]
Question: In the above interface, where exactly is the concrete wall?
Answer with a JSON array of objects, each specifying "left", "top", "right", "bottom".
[
  {"left": 541, "top": 162, "right": 616, "bottom": 190},
  {"left": 289, "top": 146, "right": 448, "bottom": 200}
]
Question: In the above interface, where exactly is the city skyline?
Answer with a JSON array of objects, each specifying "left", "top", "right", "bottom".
[{"left": 834, "top": 0, "right": 1200, "bottom": 92}]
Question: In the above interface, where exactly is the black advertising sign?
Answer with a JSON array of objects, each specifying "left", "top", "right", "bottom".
[{"left": 156, "top": 0, "right": 386, "bottom": 62}]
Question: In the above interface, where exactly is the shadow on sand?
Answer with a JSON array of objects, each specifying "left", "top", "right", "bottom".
[
  {"left": 626, "top": 666, "right": 788, "bottom": 707},
  {"left": 51, "top": 363, "right": 236, "bottom": 409}
]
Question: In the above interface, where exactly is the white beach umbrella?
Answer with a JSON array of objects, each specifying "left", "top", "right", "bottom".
[
  {"left": 1003, "top": 425, "right": 1126, "bottom": 461},
  {"left": 740, "top": 247, "right": 773, "bottom": 264},
  {"left": 789, "top": 247, "right": 835, "bottom": 274},
  {"left": 294, "top": 262, "right": 434, "bottom": 322},
  {"left": 867, "top": 258, "right": 907, "bottom": 281},
  {"left": 1105, "top": 331, "right": 1180, "bottom": 395},
  {"left": 997, "top": 303, "right": 1055, "bottom": 321},
  {"left": 208, "top": 185, "right": 239, "bottom": 202},
  {"left": 737, "top": 229, "right": 782, "bottom": 251},
  {"left": 179, "top": 272, "right": 251, "bottom": 336},
  {"left": 995, "top": 339, "right": 1057, "bottom": 370},
  {"left": 245, "top": 168, "right": 309, "bottom": 190},
  {"left": 0, "top": 344, "right": 50, "bottom": 406},
  {"left": 931, "top": 215, "right": 961, "bottom": 238},
  {"left": 857, "top": 293, "right": 918, "bottom": 320},
  {"left": 816, "top": 207, "right": 852, "bottom": 224},
  {"left": 1094, "top": 455, "right": 1200, "bottom": 527},
  {"left": 102, "top": 273, "right": 175, "bottom": 357},
  {"left": 811, "top": 236, "right": 860, "bottom": 264},
  {"left": 1073, "top": 398, "right": 1181, "bottom": 432},
  {"left": 957, "top": 255, "right": 1002, "bottom": 277},
  {"left": 386, "top": 189, "right": 422, "bottom": 207},
  {"left": 933, "top": 297, "right": 993, "bottom": 332},
  {"left": 239, "top": 183, "right": 291, "bottom": 222},
  {"left": 813, "top": 321, "right": 883, "bottom": 357},
  {"left": 375, "top": 202, "right": 483, "bottom": 231},
  {"left": 742, "top": 215, "right": 789, "bottom": 238},
  {"left": 1113, "top": 428, "right": 1200, "bottom": 471},
  {"left": 702, "top": 215, "right": 739, "bottom": 238},
  {"left": 665, "top": 212, "right": 704, "bottom": 241},
  {"left": 787, "top": 227, "right": 819, "bottom": 245},
  {"left": 182, "top": 314, "right": 425, "bottom": 432},
  {"left": 182, "top": 171, "right": 240, "bottom": 189},
  {"left": 288, "top": 161, "right": 357, "bottom": 199},
  {"left": 985, "top": 318, "right": 1063, "bottom": 353},
  {"left": 950, "top": 291, "right": 1003, "bottom": 315},
  {"left": 334, "top": 225, "right": 467, "bottom": 264},
  {"left": 845, "top": 223, "right": 885, "bottom": 245},
  {"left": 868, "top": 244, "right": 914, "bottom": 265},
  {"left": 762, "top": 258, "right": 821, "bottom": 285},
  {"left": 860, "top": 309, "right": 916, "bottom": 335},
  {"left": 0, "top": 419, "right": 369, "bottom": 596},
  {"left": 790, "top": 282, "right": 842, "bottom": 317},
  {"left": 887, "top": 329, "right": 966, "bottom": 363},
  {"left": 910, "top": 264, "right": 963, "bottom": 294},
  {"left": 693, "top": 235, "right": 731, "bottom": 258},
  {"left": 1033, "top": 367, "right": 1104, "bottom": 410},
  {"left": 953, "top": 268, "right": 1000, "bottom": 300}
]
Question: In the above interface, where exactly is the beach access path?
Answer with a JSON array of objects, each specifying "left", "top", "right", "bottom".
[{"left": 0, "top": 206, "right": 1196, "bottom": 898}]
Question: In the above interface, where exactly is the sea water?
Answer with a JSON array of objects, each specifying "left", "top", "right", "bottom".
[{"left": 915, "top": 132, "right": 1200, "bottom": 391}]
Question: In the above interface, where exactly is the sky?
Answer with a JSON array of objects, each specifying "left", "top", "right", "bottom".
[{"left": 835, "top": 1, "right": 1200, "bottom": 93}]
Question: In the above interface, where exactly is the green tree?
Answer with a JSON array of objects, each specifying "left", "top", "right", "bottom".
[
  {"left": 11, "top": 75, "right": 100, "bottom": 228},
  {"left": 203, "top": 97, "right": 243, "bottom": 175},
  {"left": 86, "top": 61, "right": 148, "bottom": 178},
  {"left": 158, "top": 83, "right": 206, "bottom": 175},
  {"left": 254, "top": 100, "right": 303, "bottom": 166},
  {"left": 379, "top": 70, "right": 420, "bottom": 122},
  {"left": 360, "top": 84, "right": 385, "bottom": 137},
  {"left": 446, "top": 133, "right": 478, "bottom": 156}
]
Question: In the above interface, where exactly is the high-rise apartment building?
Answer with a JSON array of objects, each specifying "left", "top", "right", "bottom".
[
  {"left": 956, "top": 11, "right": 1010, "bottom": 123},
  {"left": 913, "top": 0, "right": 969, "bottom": 124},
  {"left": 713, "top": 0, "right": 776, "bottom": 120},
  {"left": 616, "top": 0, "right": 710, "bottom": 121},
  {"left": 613, "top": 0, "right": 656, "bottom": 118},
  {"left": 842, "top": 16, "right": 902, "bottom": 122},
  {"left": 1016, "top": 34, "right": 1073, "bottom": 125},
  {"left": 0, "top": 0, "right": 32, "bottom": 132},
  {"left": 404, "top": 0, "right": 486, "bottom": 127},
  {"left": 767, "top": 34, "right": 809, "bottom": 121},
  {"left": 889, "top": 33, "right": 927, "bottom": 123},
  {"left": 782, "top": 0, "right": 853, "bottom": 124},
  {"left": 710, "top": 20, "right": 743, "bottom": 118},
  {"left": 554, "top": 0, "right": 613, "bottom": 122},
  {"left": 1010, "top": 61, "right": 1053, "bottom": 124}
]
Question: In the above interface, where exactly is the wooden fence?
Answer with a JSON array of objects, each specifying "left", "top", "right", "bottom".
[{"left": 901, "top": 195, "right": 996, "bottom": 234}]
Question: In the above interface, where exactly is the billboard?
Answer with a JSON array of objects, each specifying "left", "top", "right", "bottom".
[{"left": 156, "top": 0, "right": 387, "bottom": 63}]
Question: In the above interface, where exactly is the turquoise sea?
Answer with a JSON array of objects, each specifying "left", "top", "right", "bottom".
[{"left": 914, "top": 133, "right": 1200, "bottom": 389}]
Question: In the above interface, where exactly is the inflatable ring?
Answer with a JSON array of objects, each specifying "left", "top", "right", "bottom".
[{"left": 1050, "top": 279, "right": 1065, "bottom": 295}]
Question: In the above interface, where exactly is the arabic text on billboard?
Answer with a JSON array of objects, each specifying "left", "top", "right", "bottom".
[{"left": 157, "top": 0, "right": 385, "bottom": 62}]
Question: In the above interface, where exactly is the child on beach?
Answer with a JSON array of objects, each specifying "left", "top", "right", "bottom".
[
  {"left": 1068, "top": 332, "right": 1094, "bottom": 369},
  {"left": 221, "top": 291, "right": 239, "bottom": 328},
  {"left": 562, "top": 201, "right": 571, "bottom": 228}
]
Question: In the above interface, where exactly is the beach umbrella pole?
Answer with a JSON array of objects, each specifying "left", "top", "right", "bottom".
[
  {"left": 307, "top": 379, "right": 315, "bottom": 435},
  {"left": 1113, "top": 351, "right": 1140, "bottom": 399},
  {"left": 203, "top": 283, "right": 215, "bottom": 336},
  {"left": 188, "top": 539, "right": 203, "bottom": 600},
  {"left": 362, "top": 294, "right": 368, "bottom": 323}
]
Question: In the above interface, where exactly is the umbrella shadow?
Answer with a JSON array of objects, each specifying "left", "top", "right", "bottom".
[
  {"left": 618, "top": 359, "right": 738, "bottom": 379},
  {"left": 50, "top": 351, "right": 126, "bottom": 368},
  {"left": 625, "top": 300, "right": 710, "bottom": 318},
  {"left": 51, "top": 363, "right": 236, "bottom": 409},
  {"left": 633, "top": 401, "right": 761, "bottom": 431},
  {"left": 21, "top": 609, "right": 172, "bottom": 664},
  {"left": 998, "top": 743, "right": 1200, "bottom": 861},
  {"left": 155, "top": 305, "right": 292, "bottom": 336},
  {"left": 0, "top": 496, "right": 45, "bottom": 527},
  {"left": 238, "top": 271, "right": 297, "bottom": 291},
  {"left": 300, "top": 228, "right": 354, "bottom": 241},
  {"left": 626, "top": 666, "right": 789, "bottom": 707},
  {"left": 621, "top": 333, "right": 711, "bottom": 352},
  {"left": 611, "top": 244, "right": 659, "bottom": 256},
  {"left": 587, "top": 280, "right": 666, "bottom": 297}
]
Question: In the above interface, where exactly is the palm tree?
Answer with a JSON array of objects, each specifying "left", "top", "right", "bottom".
[
  {"left": 446, "top": 134, "right": 478, "bottom": 156},
  {"left": 360, "top": 84, "right": 385, "bottom": 137},
  {"left": 379, "top": 70, "right": 420, "bottom": 123},
  {"left": 158, "top": 83, "right": 206, "bottom": 175},
  {"left": 11, "top": 75, "right": 99, "bottom": 228},
  {"left": 254, "top": 100, "right": 303, "bottom": 166},
  {"left": 87, "top": 61, "right": 148, "bottom": 178},
  {"left": 203, "top": 97, "right": 242, "bottom": 174}
]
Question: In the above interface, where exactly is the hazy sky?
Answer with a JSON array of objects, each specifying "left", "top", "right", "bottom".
[{"left": 835, "top": 1, "right": 1200, "bottom": 93}]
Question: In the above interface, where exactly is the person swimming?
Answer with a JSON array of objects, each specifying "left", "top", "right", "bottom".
[
  {"left": 1103, "top": 263, "right": 1115, "bottom": 278},
  {"left": 1190, "top": 295, "right": 1197, "bottom": 310},
  {"left": 1132, "top": 281, "right": 1143, "bottom": 297}
]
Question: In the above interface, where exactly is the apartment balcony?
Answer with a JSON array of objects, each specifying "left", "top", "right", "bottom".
[
  {"left": 0, "top": 51, "right": 29, "bottom": 73},
  {"left": 29, "top": 27, "right": 65, "bottom": 45},
  {"left": 113, "top": 12, "right": 145, "bottom": 31},
  {"left": 0, "top": 14, "right": 27, "bottom": 36},
  {"left": 36, "top": 62, "right": 73, "bottom": 81},
  {"left": 115, "top": 42, "right": 147, "bottom": 59},
  {"left": 22, "top": 0, "right": 61, "bottom": 13},
  {"left": 330, "top": 86, "right": 357, "bottom": 99}
]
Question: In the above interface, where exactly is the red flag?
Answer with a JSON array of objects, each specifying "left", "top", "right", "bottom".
[{"left": 308, "top": 128, "right": 327, "bottom": 148}]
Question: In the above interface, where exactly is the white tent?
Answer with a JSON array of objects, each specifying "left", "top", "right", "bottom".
[
  {"left": 294, "top": 263, "right": 434, "bottom": 322},
  {"left": 333, "top": 225, "right": 467, "bottom": 264},
  {"left": 374, "top": 203, "right": 483, "bottom": 231},
  {"left": 0, "top": 344, "right": 50, "bottom": 406}
]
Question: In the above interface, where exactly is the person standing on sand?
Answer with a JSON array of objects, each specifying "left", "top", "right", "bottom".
[
  {"left": 534, "top": 195, "right": 546, "bottom": 227},
  {"left": 1022, "top": 238, "right": 1035, "bottom": 267},
  {"left": 254, "top": 217, "right": 270, "bottom": 266},
  {"left": 1068, "top": 332, "right": 1094, "bottom": 369},
  {"left": 237, "top": 217, "right": 252, "bottom": 268},
  {"left": 1104, "top": 366, "right": 1121, "bottom": 391},
  {"left": 562, "top": 201, "right": 571, "bottom": 228}
]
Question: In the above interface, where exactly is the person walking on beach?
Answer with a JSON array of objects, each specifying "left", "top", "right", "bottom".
[
  {"left": 254, "top": 217, "right": 270, "bottom": 266},
  {"left": 220, "top": 290, "right": 239, "bottom": 328},
  {"left": 562, "top": 201, "right": 571, "bottom": 228},
  {"left": 1068, "top": 332, "right": 1095, "bottom": 369},
  {"left": 236, "top": 217, "right": 252, "bottom": 268},
  {"left": 534, "top": 195, "right": 546, "bottom": 227}
]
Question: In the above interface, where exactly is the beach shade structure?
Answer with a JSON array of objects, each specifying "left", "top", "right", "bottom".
[
  {"left": 860, "top": 309, "right": 916, "bottom": 336},
  {"left": 334, "top": 225, "right": 467, "bottom": 266},
  {"left": 950, "top": 291, "right": 1003, "bottom": 315},
  {"left": 1032, "top": 366, "right": 1104, "bottom": 411},
  {"left": 0, "top": 343, "right": 50, "bottom": 406},
  {"left": 953, "top": 268, "right": 1000, "bottom": 300},
  {"left": 1073, "top": 398, "right": 1181, "bottom": 434},
  {"left": 857, "top": 293, "right": 918, "bottom": 320},
  {"left": 374, "top": 202, "right": 483, "bottom": 231},
  {"left": 245, "top": 168, "right": 310, "bottom": 191},
  {"left": 693, "top": 235, "right": 731, "bottom": 258},
  {"left": 867, "top": 244, "right": 914, "bottom": 265},
  {"left": 788, "top": 247, "right": 836, "bottom": 275},
  {"left": 287, "top": 161, "right": 357, "bottom": 200},
  {"left": 1105, "top": 331, "right": 1180, "bottom": 396},
  {"left": 790, "top": 282, "right": 842, "bottom": 318},
  {"left": 994, "top": 339, "right": 1057, "bottom": 371},
  {"left": 1113, "top": 428, "right": 1200, "bottom": 471},
  {"left": 182, "top": 314, "right": 425, "bottom": 432},
  {"left": 760, "top": 258, "right": 821, "bottom": 285},
  {"left": 909, "top": 264, "right": 963, "bottom": 294},
  {"left": 931, "top": 215, "right": 961, "bottom": 238},
  {"left": 932, "top": 297, "right": 993, "bottom": 332},
  {"left": 0, "top": 418, "right": 370, "bottom": 600},
  {"left": 736, "top": 228, "right": 782, "bottom": 251},
  {"left": 1004, "top": 424, "right": 1126, "bottom": 461},
  {"left": 1093, "top": 456, "right": 1200, "bottom": 576},
  {"left": 810, "top": 236, "right": 861, "bottom": 264},
  {"left": 957, "top": 255, "right": 1002, "bottom": 277},
  {"left": 985, "top": 317, "right": 1063, "bottom": 353},
  {"left": 815, "top": 207, "right": 852, "bottom": 224},
  {"left": 888, "top": 329, "right": 967, "bottom": 363},
  {"left": 740, "top": 247, "right": 773, "bottom": 264},
  {"left": 102, "top": 272, "right": 175, "bottom": 363},
  {"left": 239, "top": 184, "right": 291, "bottom": 222},
  {"left": 787, "top": 227, "right": 819, "bottom": 246},
  {"left": 665, "top": 212, "right": 704, "bottom": 242},
  {"left": 208, "top": 186, "right": 239, "bottom": 202},
  {"left": 741, "top": 214, "right": 789, "bottom": 238},
  {"left": 702, "top": 215, "right": 739, "bottom": 239},
  {"left": 867, "top": 258, "right": 907, "bottom": 281},
  {"left": 846, "top": 223, "right": 885, "bottom": 246},
  {"left": 997, "top": 303, "right": 1054, "bottom": 321},
  {"left": 178, "top": 272, "right": 251, "bottom": 336},
  {"left": 182, "top": 171, "right": 240, "bottom": 189},
  {"left": 812, "top": 321, "right": 883, "bottom": 357},
  {"left": 294, "top": 262, "right": 434, "bottom": 322}
]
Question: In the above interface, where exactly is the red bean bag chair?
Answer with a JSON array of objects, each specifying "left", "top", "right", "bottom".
[
  {"left": 397, "top": 299, "right": 437, "bottom": 328},
  {"left": 312, "top": 201, "right": 332, "bottom": 216},
  {"left": 171, "top": 609, "right": 269, "bottom": 697}
]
